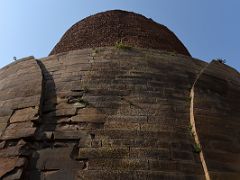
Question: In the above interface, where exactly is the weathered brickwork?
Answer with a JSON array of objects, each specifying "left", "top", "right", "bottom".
[
  {"left": 194, "top": 61, "right": 240, "bottom": 180},
  {"left": 0, "top": 47, "right": 239, "bottom": 179},
  {"left": 50, "top": 10, "right": 191, "bottom": 56},
  {"left": 0, "top": 57, "right": 42, "bottom": 179}
]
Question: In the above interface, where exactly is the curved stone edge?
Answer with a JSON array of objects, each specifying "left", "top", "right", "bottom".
[
  {"left": 193, "top": 60, "right": 240, "bottom": 179},
  {"left": 0, "top": 47, "right": 238, "bottom": 177},
  {"left": 49, "top": 10, "right": 191, "bottom": 57},
  {"left": 32, "top": 47, "right": 206, "bottom": 179},
  {"left": 0, "top": 57, "right": 43, "bottom": 179}
]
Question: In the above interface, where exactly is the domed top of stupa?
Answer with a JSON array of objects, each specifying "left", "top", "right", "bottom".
[{"left": 49, "top": 10, "right": 191, "bottom": 56}]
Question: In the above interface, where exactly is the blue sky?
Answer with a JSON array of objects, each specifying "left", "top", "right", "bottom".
[{"left": 0, "top": 0, "right": 239, "bottom": 71}]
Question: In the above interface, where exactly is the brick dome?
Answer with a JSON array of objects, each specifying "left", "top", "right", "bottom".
[{"left": 49, "top": 10, "right": 191, "bottom": 56}]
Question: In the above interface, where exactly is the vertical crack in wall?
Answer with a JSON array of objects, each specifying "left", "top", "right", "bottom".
[
  {"left": 0, "top": 58, "right": 46, "bottom": 179},
  {"left": 34, "top": 57, "right": 90, "bottom": 178},
  {"left": 22, "top": 59, "right": 58, "bottom": 179},
  {"left": 36, "top": 60, "right": 47, "bottom": 122},
  {"left": 189, "top": 63, "right": 211, "bottom": 180}
]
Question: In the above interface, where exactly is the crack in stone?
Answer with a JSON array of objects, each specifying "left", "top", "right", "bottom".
[{"left": 189, "top": 63, "right": 211, "bottom": 180}]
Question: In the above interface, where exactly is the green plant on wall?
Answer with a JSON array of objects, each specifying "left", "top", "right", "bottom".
[
  {"left": 188, "top": 125, "right": 193, "bottom": 136},
  {"left": 115, "top": 39, "right": 131, "bottom": 50},
  {"left": 193, "top": 143, "right": 201, "bottom": 153}
]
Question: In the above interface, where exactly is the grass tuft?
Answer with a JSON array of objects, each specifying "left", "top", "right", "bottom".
[{"left": 115, "top": 39, "right": 131, "bottom": 50}]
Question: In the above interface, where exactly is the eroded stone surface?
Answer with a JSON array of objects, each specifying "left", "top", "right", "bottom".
[
  {"left": 50, "top": 10, "right": 191, "bottom": 56},
  {"left": 0, "top": 57, "right": 42, "bottom": 179},
  {"left": 1, "top": 122, "right": 36, "bottom": 140},
  {"left": 10, "top": 107, "right": 39, "bottom": 123},
  {"left": 194, "top": 60, "right": 240, "bottom": 179},
  {"left": 0, "top": 47, "right": 239, "bottom": 180},
  {"left": 0, "top": 157, "right": 19, "bottom": 177},
  {"left": 21, "top": 48, "right": 207, "bottom": 179},
  {"left": 0, "top": 157, "right": 26, "bottom": 178}
]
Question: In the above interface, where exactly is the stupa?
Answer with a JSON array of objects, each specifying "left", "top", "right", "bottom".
[{"left": 0, "top": 10, "right": 239, "bottom": 180}]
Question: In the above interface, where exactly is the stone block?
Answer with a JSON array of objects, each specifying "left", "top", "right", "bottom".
[
  {"left": 88, "top": 159, "right": 148, "bottom": 170},
  {"left": 104, "top": 121, "right": 140, "bottom": 130},
  {"left": 94, "top": 129, "right": 138, "bottom": 140},
  {"left": 129, "top": 148, "right": 170, "bottom": 160},
  {"left": 0, "top": 157, "right": 18, "bottom": 177},
  {"left": 46, "top": 108, "right": 77, "bottom": 117},
  {"left": 71, "top": 108, "right": 106, "bottom": 123},
  {"left": 77, "top": 147, "right": 129, "bottom": 160},
  {"left": 53, "top": 130, "right": 88, "bottom": 140},
  {"left": 10, "top": 107, "right": 39, "bottom": 123},
  {"left": 0, "top": 144, "right": 23, "bottom": 157},
  {"left": 0, "top": 122, "right": 36, "bottom": 140},
  {"left": 36, "top": 147, "right": 84, "bottom": 170}
]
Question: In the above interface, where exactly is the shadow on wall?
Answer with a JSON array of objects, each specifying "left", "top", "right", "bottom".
[
  {"left": 22, "top": 48, "right": 205, "bottom": 179},
  {"left": 23, "top": 60, "right": 57, "bottom": 179}
]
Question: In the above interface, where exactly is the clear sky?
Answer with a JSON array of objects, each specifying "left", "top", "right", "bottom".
[{"left": 0, "top": 0, "right": 239, "bottom": 71}]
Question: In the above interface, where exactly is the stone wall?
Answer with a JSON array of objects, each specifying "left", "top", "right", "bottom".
[
  {"left": 194, "top": 60, "right": 240, "bottom": 179},
  {"left": 0, "top": 47, "right": 239, "bottom": 179},
  {"left": 0, "top": 57, "right": 42, "bottom": 179}
]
